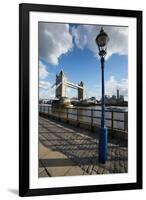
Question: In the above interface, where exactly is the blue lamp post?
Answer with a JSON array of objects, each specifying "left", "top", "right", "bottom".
[{"left": 96, "top": 27, "right": 109, "bottom": 163}]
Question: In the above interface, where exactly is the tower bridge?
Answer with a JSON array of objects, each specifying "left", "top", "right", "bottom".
[{"left": 52, "top": 71, "right": 84, "bottom": 100}]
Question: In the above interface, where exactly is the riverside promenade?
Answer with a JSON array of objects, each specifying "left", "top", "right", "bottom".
[{"left": 39, "top": 116, "right": 128, "bottom": 177}]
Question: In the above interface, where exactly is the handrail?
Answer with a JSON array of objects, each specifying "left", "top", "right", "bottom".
[
  {"left": 41, "top": 104, "right": 127, "bottom": 113},
  {"left": 39, "top": 104, "right": 128, "bottom": 132}
]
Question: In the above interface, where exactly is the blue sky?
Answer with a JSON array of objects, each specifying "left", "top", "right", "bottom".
[{"left": 39, "top": 23, "right": 128, "bottom": 100}]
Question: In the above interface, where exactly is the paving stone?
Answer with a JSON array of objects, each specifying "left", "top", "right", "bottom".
[
  {"left": 119, "top": 161, "right": 125, "bottom": 167},
  {"left": 87, "top": 166, "right": 93, "bottom": 174},
  {"left": 66, "top": 166, "right": 85, "bottom": 176},
  {"left": 120, "top": 167, "right": 126, "bottom": 173},
  {"left": 103, "top": 169, "right": 110, "bottom": 174},
  {"left": 39, "top": 167, "right": 45, "bottom": 174},
  {"left": 81, "top": 165, "right": 89, "bottom": 172},
  {"left": 39, "top": 117, "right": 128, "bottom": 176},
  {"left": 93, "top": 166, "right": 99, "bottom": 172},
  {"left": 39, "top": 169, "right": 49, "bottom": 177},
  {"left": 97, "top": 167, "right": 104, "bottom": 174},
  {"left": 114, "top": 162, "right": 120, "bottom": 172},
  {"left": 91, "top": 170, "right": 98, "bottom": 175},
  {"left": 45, "top": 166, "right": 71, "bottom": 177}
]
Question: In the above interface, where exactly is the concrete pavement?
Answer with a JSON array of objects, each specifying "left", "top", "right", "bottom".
[{"left": 39, "top": 116, "right": 128, "bottom": 177}]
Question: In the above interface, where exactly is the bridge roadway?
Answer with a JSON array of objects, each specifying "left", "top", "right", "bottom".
[{"left": 39, "top": 116, "right": 128, "bottom": 177}]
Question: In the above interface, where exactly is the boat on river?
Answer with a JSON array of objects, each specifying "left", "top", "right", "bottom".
[{"left": 71, "top": 99, "right": 97, "bottom": 107}]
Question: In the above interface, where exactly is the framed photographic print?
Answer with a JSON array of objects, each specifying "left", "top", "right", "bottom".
[{"left": 19, "top": 3, "right": 142, "bottom": 197}]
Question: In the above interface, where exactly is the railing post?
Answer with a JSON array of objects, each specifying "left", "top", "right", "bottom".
[
  {"left": 91, "top": 109, "right": 93, "bottom": 131},
  {"left": 48, "top": 106, "right": 50, "bottom": 117},
  {"left": 77, "top": 108, "right": 79, "bottom": 127},
  {"left": 124, "top": 112, "right": 128, "bottom": 131},
  {"left": 41, "top": 105, "right": 42, "bottom": 113},
  {"left": 111, "top": 111, "right": 114, "bottom": 138},
  {"left": 50, "top": 106, "right": 52, "bottom": 116},
  {"left": 58, "top": 108, "right": 60, "bottom": 121},
  {"left": 66, "top": 108, "right": 69, "bottom": 123}
]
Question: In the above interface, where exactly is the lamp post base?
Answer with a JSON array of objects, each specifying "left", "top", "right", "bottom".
[{"left": 98, "top": 127, "right": 108, "bottom": 164}]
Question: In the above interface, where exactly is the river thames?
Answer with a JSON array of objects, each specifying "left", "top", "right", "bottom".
[{"left": 40, "top": 104, "right": 128, "bottom": 131}]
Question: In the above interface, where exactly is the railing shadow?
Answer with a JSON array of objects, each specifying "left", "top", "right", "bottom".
[{"left": 39, "top": 117, "right": 128, "bottom": 174}]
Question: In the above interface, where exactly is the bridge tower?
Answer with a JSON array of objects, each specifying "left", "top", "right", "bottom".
[
  {"left": 56, "top": 70, "right": 67, "bottom": 98},
  {"left": 54, "top": 70, "right": 84, "bottom": 100},
  {"left": 78, "top": 81, "right": 84, "bottom": 100}
]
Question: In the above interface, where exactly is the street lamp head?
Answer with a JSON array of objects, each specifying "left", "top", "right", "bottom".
[
  {"left": 96, "top": 27, "right": 109, "bottom": 47},
  {"left": 96, "top": 27, "right": 109, "bottom": 57}
]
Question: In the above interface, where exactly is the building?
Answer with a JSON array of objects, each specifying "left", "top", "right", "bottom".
[
  {"left": 117, "top": 89, "right": 120, "bottom": 99},
  {"left": 100, "top": 89, "right": 125, "bottom": 105}
]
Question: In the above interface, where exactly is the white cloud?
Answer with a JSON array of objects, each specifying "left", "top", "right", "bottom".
[
  {"left": 72, "top": 25, "right": 128, "bottom": 59},
  {"left": 105, "top": 76, "right": 128, "bottom": 100},
  {"left": 85, "top": 85, "right": 101, "bottom": 99},
  {"left": 39, "top": 81, "right": 50, "bottom": 89},
  {"left": 39, "top": 81, "right": 55, "bottom": 99},
  {"left": 39, "top": 23, "right": 73, "bottom": 65},
  {"left": 79, "top": 77, "right": 128, "bottom": 100},
  {"left": 39, "top": 60, "right": 49, "bottom": 79},
  {"left": 39, "top": 89, "right": 55, "bottom": 99}
]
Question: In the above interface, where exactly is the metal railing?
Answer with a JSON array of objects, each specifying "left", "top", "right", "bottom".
[{"left": 39, "top": 104, "right": 128, "bottom": 132}]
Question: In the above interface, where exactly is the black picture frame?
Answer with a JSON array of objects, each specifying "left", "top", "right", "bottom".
[{"left": 19, "top": 3, "right": 143, "bottom": 197}]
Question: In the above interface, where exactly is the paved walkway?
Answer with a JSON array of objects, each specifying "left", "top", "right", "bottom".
[{"left": 39, "top": 116, "right": 128, "bottom": 177}]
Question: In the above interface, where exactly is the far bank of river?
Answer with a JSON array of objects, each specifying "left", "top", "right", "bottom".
[{"left": 73, "top": 105, "right": 128, "bottom": 112}]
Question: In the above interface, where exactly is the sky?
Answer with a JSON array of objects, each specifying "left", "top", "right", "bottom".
[{"left": 38, "top": 22, "right": 128, "bottom": 100}]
